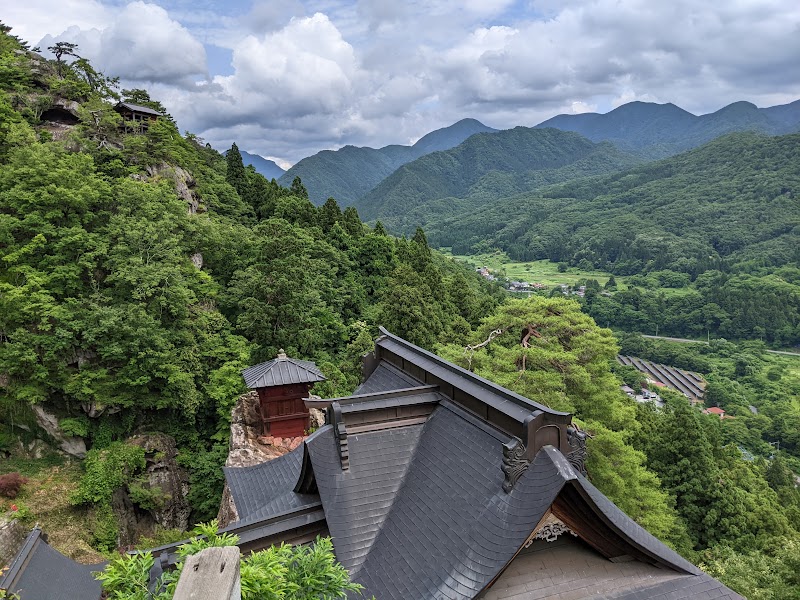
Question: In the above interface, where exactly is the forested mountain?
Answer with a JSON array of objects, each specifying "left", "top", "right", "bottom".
[
  {"left": 429, "top": 131, "right": 800, "bottom": 278},
  {"left": 238, "top": 149, "right": 284, "bottom": 179},
  {"left": 355, "top": 127, "right": 643, "bottom": 232},
  {"left": 537, "top": 99, "right": 800, "bottom": 158},
  {"left": 277, "top": 118, "right": 496, "bottom": 205},
  {"left": 275, "top": 98, "right": 798, "bottom": 214}
]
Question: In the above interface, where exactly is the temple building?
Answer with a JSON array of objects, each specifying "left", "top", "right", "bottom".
[
  {"left": 113, "top": 101, "right": 162, "bottom": 132},
  {"left": 213, "top": 328, "right": 742, "bottom": 599},
  {"left": 242, "top": 350, "right": 326, "bottom": 438},
  {"left": 1, "top": 329, "right": 743, "bottom": 599}
]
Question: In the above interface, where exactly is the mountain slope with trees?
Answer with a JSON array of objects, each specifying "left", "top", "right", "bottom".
[
  {"left": 2, "top": 23, "right": 800, "bottom": 600},
  {"left": 277, "top": 118, "right": 496, "bottom": 205},
  {"left": 0, "top": 23, "right": 503, "bottom": 552},
  {"left": 238, "top": 149, "right": 284, "bottom": 180},
  {"left": 431, "top": 131, "right": 799, "bottom": 275},
  {"left": 537, "top": 99, "right": 800, "bottom": 159},
  {"left": 355, "top": 127, "right": 643, "bottom": 232}
]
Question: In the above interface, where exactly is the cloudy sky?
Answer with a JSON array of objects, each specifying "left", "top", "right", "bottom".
[{"left": 6, "top": 0, "right": 800, "bottom": 167}]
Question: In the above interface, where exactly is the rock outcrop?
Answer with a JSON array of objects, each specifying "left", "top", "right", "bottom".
[
  {"left": 216, "top": 391, "right": 324, "bottom": 527},
  {"left": 31, "top": 404, "right": 87, "bottom": 458},
  {"left": 0, "top": 518, "right": 27, "bottom": 565},
  {"left": 145, "top": 163, "right": 201, "bottom": 214},
  {"left": 113, "top": 432, "right": 190, "bottom": 546}
]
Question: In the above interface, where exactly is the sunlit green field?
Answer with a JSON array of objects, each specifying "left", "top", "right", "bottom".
[{"left": 440, "top": 249, "right": 625, "bottom": 289}]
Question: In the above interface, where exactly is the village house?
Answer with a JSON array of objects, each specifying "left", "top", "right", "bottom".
[{"left": 702, "top": 406, "right": 731, "bottom": 419}]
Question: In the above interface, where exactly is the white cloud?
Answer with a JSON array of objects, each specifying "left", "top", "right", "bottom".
[
  {"left": 4, "top": 0, "right": 110, "bottom": 48},
  {"left": 37, "top": 2, "right": 207, "bottom": 84},
  {"left": 571, "top": 101, "right": 596, "bottom": 114},
  {"left": 99, "top": 2, "right": 207, "bottom": 82},
  {"left": 6, "top": 0, "right": 800, "bottom": 164}
]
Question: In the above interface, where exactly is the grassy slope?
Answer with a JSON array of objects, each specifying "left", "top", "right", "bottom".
[
  {"left": 442, "top": 250, "right": 626, "bottom": 288},
  {"left": 1, "top": 455, "right": 104, "bottom": 563}
]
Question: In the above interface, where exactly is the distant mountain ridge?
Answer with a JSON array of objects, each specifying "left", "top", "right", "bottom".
[
  {"left": 239, "top": 150, "right": 285, "bottom": 180},
  {"left": 354, "top": 127, "right": 643, "bottom": 232},
  {"left": 277, "top": 118, "right": 497, "bottom": 205},
  {"left": 536, "top": 99, "right": 800, "bottom": 158}
]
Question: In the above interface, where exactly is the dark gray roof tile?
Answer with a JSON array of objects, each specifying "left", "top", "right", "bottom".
[
  {"left": 116, "top": 101, "right": 163, "bottom": 116},
  {"left": 242, "top": 355, "right": 325, "bottom": 388},
  {"left": 0, "top": 528, "right": 103, "bottom": 600},
  {"left": 354, "top": 361, "right": 423, "bottom": 394},
  {"left": 223, "top": 447, "right": 318, "bottom": 522}
]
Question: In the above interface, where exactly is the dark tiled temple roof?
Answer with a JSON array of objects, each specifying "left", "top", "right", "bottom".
[
  {"left": 305, "top": 422, "right": 425, "bottom": 573},
  {"left": 115, "top": 101, "right": 163, "bottom": 116},
  {"left": 375, "top": 327, "right": 570, "bottom": 423},
  {"left": 214, "top": 329, "right": 742, "bottom": 600},
  {"left": 0, "top": 527, "right": 104, "bottom": 600},
  {"left": 353, "top": 361, "right": 421, "bottom": 394},
  {"left": 242, "top": 352, "right": 325, "bottom": 388},
  {"left": 607, "top": 572, "right": 744, "bottom": 600},
  {"left": 223, "top": 446, "right": 318, "bottom": 525}
]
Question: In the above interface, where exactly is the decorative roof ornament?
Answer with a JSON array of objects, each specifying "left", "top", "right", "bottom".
[
  {"left": 524, "top": 514, "right": 578, "bottom": 547},
  {"left": 566, "top": 425, "right": 588, "bottom": 476},
  {"left": 502, "top": 437, "right": 530, "bottom": 493}
]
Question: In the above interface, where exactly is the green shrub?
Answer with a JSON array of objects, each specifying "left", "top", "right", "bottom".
[
  {"left": 71, "top": 442, "right": 145, "bottom": 505},
  {"left": 182, "top": 443, "right": 228, "bottom": 523},
  {"left": 96, "top": 521, "right": 365, "bottom": 600},
  {"left": 90, "top": 503, "right": 119, "bottom": 553},
  {"left": 127, "top": 477, "right": 167, "bottom": 512},
  {"left": 59, "top": 416, "right": 90, "bottom": 438}
]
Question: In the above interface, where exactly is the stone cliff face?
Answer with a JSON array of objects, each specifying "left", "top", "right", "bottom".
[
  {"left": 31, "top": 404, "right": 87, "bottom": 458},
  {"left": 216, "top": 391, "right": 324, "bottom": 527},
  {"left": 113, "top": 432, "right": 190, "bottom": 546},
  {"left": 144, "top": 163, "right": 202, "bottom": 215},
  {"left": 0, "top": 518, "right": 27, "bottom": 566}
]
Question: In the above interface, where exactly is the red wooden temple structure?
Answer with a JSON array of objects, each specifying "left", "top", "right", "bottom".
[{"left": 241, "top": 350, "right": 326, "bottom": 438}]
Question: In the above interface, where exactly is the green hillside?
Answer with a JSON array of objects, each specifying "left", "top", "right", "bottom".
[
  {"left": 277, "top": 118, "right": 496, "bottom": 205},
  {"left": 0, "top": 26, "right": 502, "bottom": 544},
  {"left": 355, "top": 127, "right": 642, "bottom": 230},
  {"left": 430, "top": 132, "right": 800, "bottom": 274},
  {"left": 537, "top": 99, "right": 800, "bottom": 159}
]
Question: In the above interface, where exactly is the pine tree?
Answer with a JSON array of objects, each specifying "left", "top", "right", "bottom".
[
  {"left": 290, "top": 176, "right": 308, "bottom": 199},
  {"left": 341, "top": 206, "right": 364, "bottom": 237},
  {"left": 319, "top": 197, "right": 342, "bottom": 232},
  {"left": 225, "top": 142, "right": 247, "bottom": 198}
]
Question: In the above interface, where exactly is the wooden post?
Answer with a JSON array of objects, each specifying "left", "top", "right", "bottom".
[{"left": 173, "top": 546, "right": 241, "bottom": 600}]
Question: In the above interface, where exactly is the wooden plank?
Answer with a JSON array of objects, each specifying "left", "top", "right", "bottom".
[{"left": 173, "top": 546, "right": 241, "bottom": 600}]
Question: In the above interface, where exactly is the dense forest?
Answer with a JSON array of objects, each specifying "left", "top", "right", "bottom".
[
  {"left": 413, "top": 132, "right": 800, "bottom": 344},
  {"left": 424, "top": 132, "right": 799, "bottom": 276},
  {"left": 355, "top": 127, "right": 642, "bottom": 230},
  {"left": 0, "top": 24, "right": 501, "bottom": 544},
  {"left": 1, "top": 23, "right": 800, "bottom": 600}
]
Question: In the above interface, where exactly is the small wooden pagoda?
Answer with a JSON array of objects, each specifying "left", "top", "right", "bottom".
[{"left": 241, "top": 351, "right": 326, "bottom": 438}]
